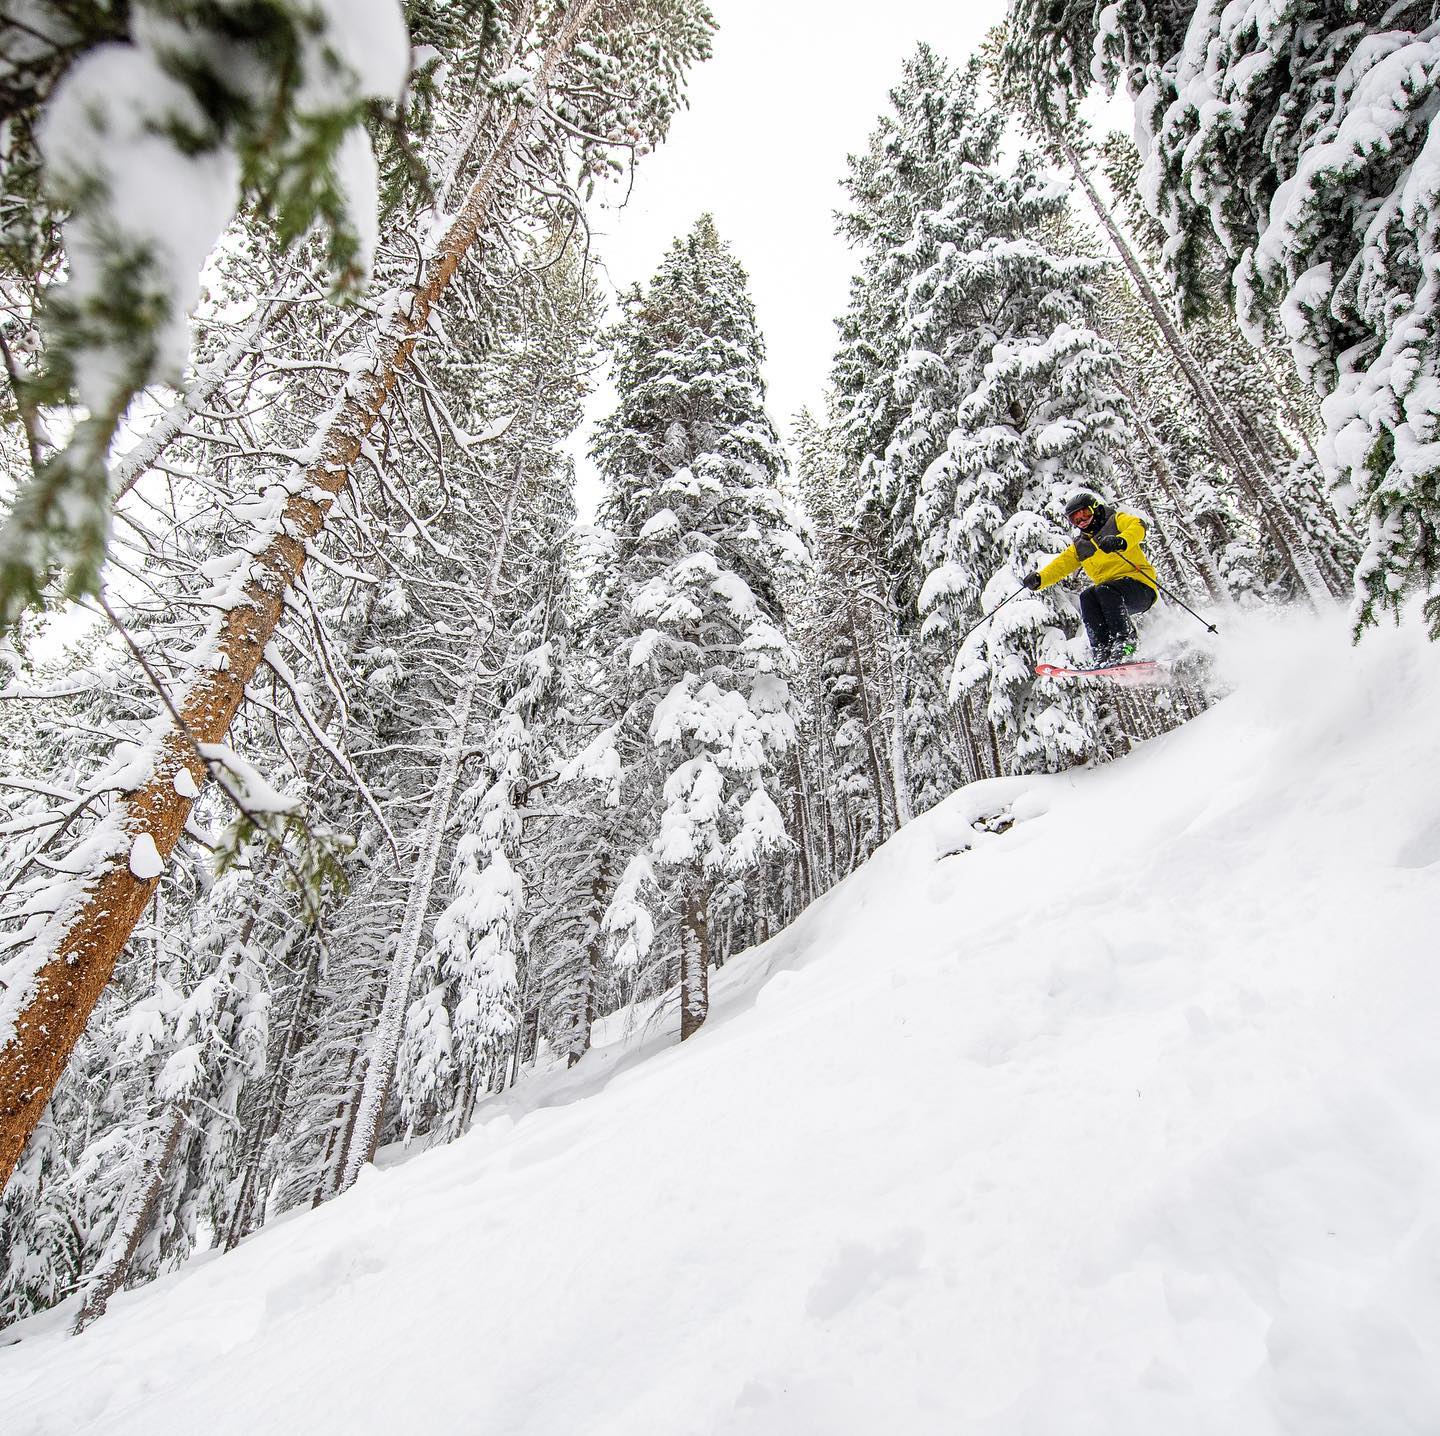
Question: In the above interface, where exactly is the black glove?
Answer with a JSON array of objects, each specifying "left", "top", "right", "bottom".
[
  {"left": 1022, "top": 571, "right": 1041, "bottom": 591},
  {"left": 1073, "top": 532, "right": 1096, "bottom": 560},
  {"left": 1096, "top": 532, "right": 1126, "bottom": 553}
]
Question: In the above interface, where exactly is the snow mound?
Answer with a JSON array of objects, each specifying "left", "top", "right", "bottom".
[{"left": 4, "top": 610, "right": 1440, "bottom": 1435}]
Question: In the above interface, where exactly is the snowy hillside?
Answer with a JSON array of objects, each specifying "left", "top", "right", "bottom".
[{"left": 4, "top": 611, "right": 1439, "bottom": 1435}]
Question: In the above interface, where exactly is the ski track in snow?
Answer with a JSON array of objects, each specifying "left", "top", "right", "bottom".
[{"left": 4, "top": 610, "right": 1440, "bottom": 1434}]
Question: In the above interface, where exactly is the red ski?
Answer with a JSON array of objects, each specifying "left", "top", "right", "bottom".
[{"left": 1035, "top": 660, "right": 1164, "bottom": 686}]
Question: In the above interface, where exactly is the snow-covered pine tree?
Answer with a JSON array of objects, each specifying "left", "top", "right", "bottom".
[
  {"left": 833, "top": 46, "right": 985, "bottom": 608},
  {"left": 988, "top": 21, "right": 1342, "bottom": 609},
  {"left": 539, "top": 591, "right": 635, "bottom": 1069},
  {"left": 587, "top": 216, "right": 807, "bottom": 1040},
  {"left": 395, "top": 471, "right": 579, "bottom": 1142},
  {"left": 397, "top": 625, "right": 537, "bottom": 1140},
  {"left": 830, "top": 48, "right": 1013, "bottom": 815}
]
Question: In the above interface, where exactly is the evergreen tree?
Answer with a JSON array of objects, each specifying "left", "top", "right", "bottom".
[
  {"left": 587, "top": 216, "right": 806, "bottom": 1040},
  {"left": 397, "top": 553, "right": 574, "bottom": 1141},
  {"left": 833, "top": 45, "right": 989, "bottom": 606},
  {"left": 1093, "top": 130, "right": 1358, "bottom": 601},
  {"left": 990, "top": 22, "right": 1343, "bottom": 608},
  {"left": 829, "top": 48, "right": 1001, "bottom": 812},
  {"left": 918, "top": 319, "right": 1130, "bottom": 773}
]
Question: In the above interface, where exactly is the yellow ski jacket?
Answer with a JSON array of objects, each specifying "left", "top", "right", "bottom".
[{"left": 1036, "top": 511, "right": 1158, "bottom": 592}]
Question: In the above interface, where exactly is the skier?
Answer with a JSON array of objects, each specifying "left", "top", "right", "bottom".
[{"left": 1022, "top": 491, "right": 1158, "bottom": 668}]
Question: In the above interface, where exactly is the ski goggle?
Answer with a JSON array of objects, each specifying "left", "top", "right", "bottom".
[{"left": 1066, "top": 506, "right": 1094, "bottom": 527}]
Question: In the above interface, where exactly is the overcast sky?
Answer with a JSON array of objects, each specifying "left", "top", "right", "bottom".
[{"left": 572, "top": 0, "right": 1016, "bottom": 509}]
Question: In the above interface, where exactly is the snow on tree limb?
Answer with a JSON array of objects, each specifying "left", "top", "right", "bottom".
[
  {"left": 0, "top": 1, "right": 411, "bottom": 627},
  {"left": 0, "top": 0, "right": 718, "bottom": 1195}
]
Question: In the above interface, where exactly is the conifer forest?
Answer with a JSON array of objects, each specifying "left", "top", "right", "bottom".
[{"left": 2, "top": 4, "right": 1439, "bottom": 1430}]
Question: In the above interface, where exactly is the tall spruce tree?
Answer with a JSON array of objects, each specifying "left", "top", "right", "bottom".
[
  {"left": 833, "top": 45, "right": 988, "bottom": 604},
  {"left": 585, "top": 216, "right": 806, "bottom": 1041},
  {"left": 830, "top": 47, "right": 1000, "bottom": 813}
]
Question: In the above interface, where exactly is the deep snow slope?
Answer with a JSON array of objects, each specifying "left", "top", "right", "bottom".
[{"left": 5, "top": 612, "right": 1440, "bottom": 1436}]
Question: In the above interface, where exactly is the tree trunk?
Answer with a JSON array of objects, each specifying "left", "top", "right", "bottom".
[
  {"left": 679, "top": 885, "right": 710, "bottom": 1042},
  {"left": 789, "top": 750, "right": 815, "bottom": 907},
  {"left": 887, "top": 645, "right": 915, "bottom": 827},
  {"left": 339, "top": 663, "right": 483, "bottom": 1188},
  {"left": 505, "top": 943, "right": 536, "bottom": 1091},
  {"left": 843, "top": 603, "right": 895, "bottom": 841},
  {"left": 567, "top": 857, "right": 609, "bottom": 1067},
  {"left": 0, "top": 0, "right": 607, "bottom": 1197},
  {"left": 315, "top": 1037, "right": 371, "bottom": 1208},
  {"left": 956, "top": 692, "right": 985, "bottom": 787}
]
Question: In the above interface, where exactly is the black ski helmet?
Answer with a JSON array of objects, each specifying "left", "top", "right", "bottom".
[{"left": 1063, "top": 490, "right": 1102, "bottom": 520}]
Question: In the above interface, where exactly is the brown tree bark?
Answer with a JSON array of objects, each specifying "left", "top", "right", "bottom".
[
  {"left": 956, "top": 692, "right": 986, "bottom": 787},
  {"left": 0, "top": 0, "right": 604, "bottom": 1196},
  {"left": 789, "top": 749, "right": 815, "bottom": 908}
]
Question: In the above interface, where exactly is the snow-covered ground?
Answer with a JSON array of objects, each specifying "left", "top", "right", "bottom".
[{"left": 4, "top": 610, "right": 1439, "bottom": 1435}]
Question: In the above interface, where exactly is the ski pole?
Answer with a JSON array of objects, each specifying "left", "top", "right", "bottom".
[
  {"left": 955, "top": 586, "right": 1027, "bottom": 647},
  {"left": 1110, "top": 546, "right": 1219, "bottom": 636}
]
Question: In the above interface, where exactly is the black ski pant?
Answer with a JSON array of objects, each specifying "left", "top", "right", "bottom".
[{"left": 1079, "top": 578, "right": 1156, "bottom": 662}]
